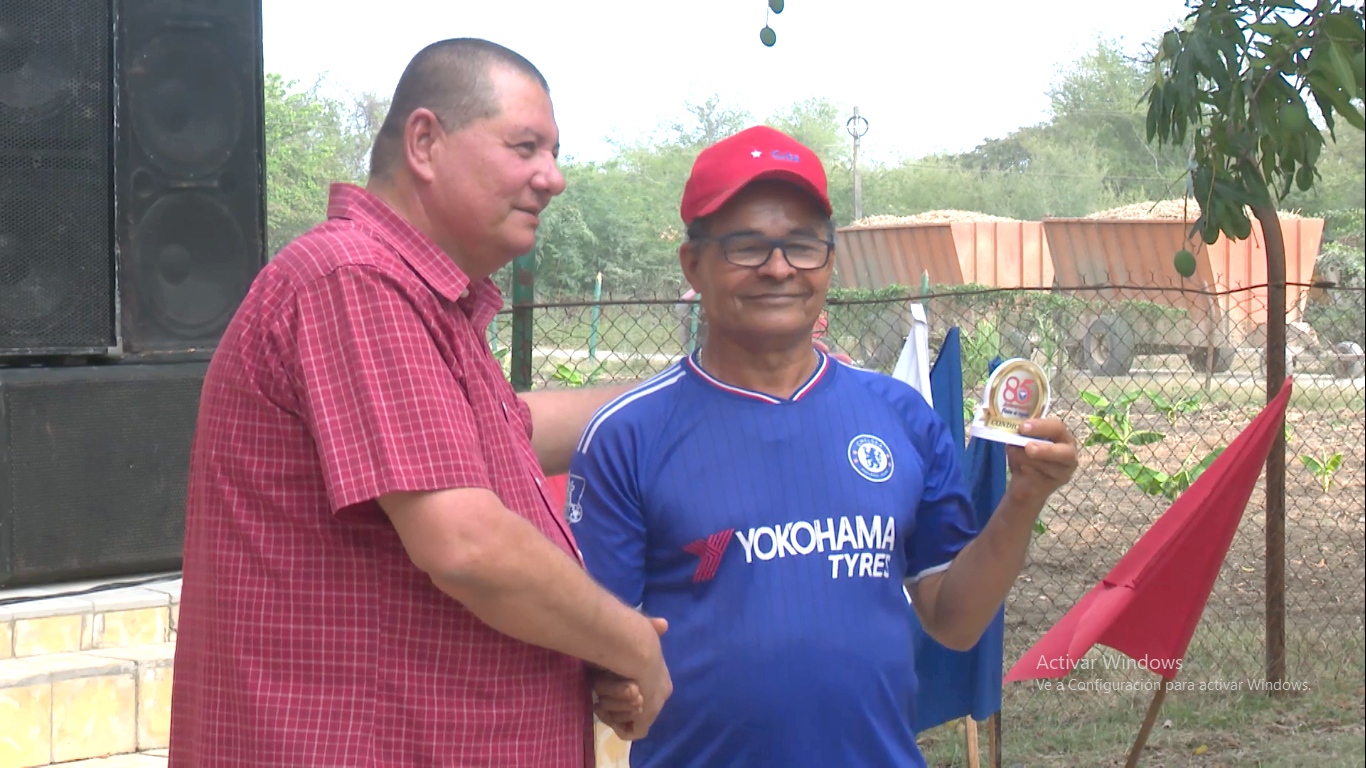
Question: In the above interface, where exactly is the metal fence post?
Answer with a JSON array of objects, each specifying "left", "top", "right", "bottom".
[
  {"left": 688, "top": 300, "right": 701, "bottom": 354},
  {"left": 511, "top": 253, "right": 535, "bottom": 392}
]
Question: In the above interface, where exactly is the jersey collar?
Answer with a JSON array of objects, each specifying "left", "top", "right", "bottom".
[{"left": 685, "top": 350, "right": 830, "bottom": 404}]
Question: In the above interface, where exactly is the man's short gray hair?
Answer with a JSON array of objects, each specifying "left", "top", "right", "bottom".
[{"left": 369, "top": 38, "right": 549, "bottom": 179}]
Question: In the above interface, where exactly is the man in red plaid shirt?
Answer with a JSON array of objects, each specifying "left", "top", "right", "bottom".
[{"left": 169, "top": 39, "right": 669, "bottom": 767}]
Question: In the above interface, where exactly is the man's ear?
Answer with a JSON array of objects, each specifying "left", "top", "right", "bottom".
[
  {"left": 403, "top": 108, "right": 443, "bottom": 184},
  {"left": 679, "top": 241, "right": 703, "bottom": 294}
]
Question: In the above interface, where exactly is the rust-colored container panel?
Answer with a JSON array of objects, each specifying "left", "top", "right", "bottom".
[
  {"left": 833, "top": 221, "right": 1053, "bottom": 290},
  {"left": 1043, "top": 217, "right": 1322, "bottom": 329},
  {"left": 1043, "top": 218, "right": 1220, "bottom": 319},
  {"left": 1204, "top": 217, "right": 1323, "bottom": 326}
]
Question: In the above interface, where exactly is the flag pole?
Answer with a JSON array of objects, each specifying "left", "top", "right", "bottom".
[
  {"left": 964, "top": 716, "right": 980, "bottom": 766},
  {"left": 989, "top": 712, "right": 1001, "bottom": 768},
  {"left": 1124, "top": 678, "right": 1173, "bottom": 768}
]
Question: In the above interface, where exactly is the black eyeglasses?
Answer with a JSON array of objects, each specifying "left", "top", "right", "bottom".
[{"left": 691, "top": 233, "right": 834, "bottom": 270}]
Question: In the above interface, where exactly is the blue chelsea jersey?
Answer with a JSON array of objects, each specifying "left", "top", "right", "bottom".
[{"left": 567, "top": 352, "right": 978, "bottom": 768}]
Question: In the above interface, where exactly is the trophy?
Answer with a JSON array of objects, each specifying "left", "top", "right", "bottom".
[{"left": 969, "top": 358, "right": 1052, "bottom": 446}]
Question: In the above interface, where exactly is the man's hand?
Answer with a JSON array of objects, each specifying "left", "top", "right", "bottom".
[
  {"left": 594, "top": 617, "right": 669, "bottom": 741},
  {"left": 1004, "top": 418, "right": 1079, "bottom": 506}
]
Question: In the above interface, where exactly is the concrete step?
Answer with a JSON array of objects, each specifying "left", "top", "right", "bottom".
[
  {"left": 39, "top": 753, "right": 166, "bottom": 767},
  {"left": 0, "top": 576, "right": 180, "bottom": 661},
  {"left": 0, "top": 643, "right": 174, "bottom": 768}
]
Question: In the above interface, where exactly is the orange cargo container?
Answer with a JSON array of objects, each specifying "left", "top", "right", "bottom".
[
  {"left": 1042, "top": 217, "right": 1324, "bottom": 374},
  {"left": 833, "top": 221, "right": 1054, "bottom": 290},
  {"left": 1043, "top": 217, "right": 1323, "bottom": 329}
]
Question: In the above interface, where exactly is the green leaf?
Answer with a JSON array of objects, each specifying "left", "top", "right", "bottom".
[
  {"left": 1161, "top": 30, "right": 1181, "bottom": 60},
  {"left": 1300, "top": 455, "right": 1325, "bottom": 473},
  {"left": 1122, "top": 463, "right": 1169, "bottom": 496},
  {"left": 1080, "top": 391, "right": 1108, "bottom": 409},
  {"left": 1128, "top": 431, "right": 1166, "bottom": 447},
  {"left": 1117, "top": 390, "right": 1144, "bottom": 408},
  {"left": 1146, "top": 84, "right": 1163, "bottom": 143},
  {"left": 1147, "top": 391, "right": 1173, "bottom": 411},
  {"left": 1327, "top": 38, "right": 1360, "bottom": 100},
  {"left": 1093, "top": 421, "right": 1124, "bottom": 443},
  {"left": 1326, "top": 453, "right": 1343, "bottom": 473}
]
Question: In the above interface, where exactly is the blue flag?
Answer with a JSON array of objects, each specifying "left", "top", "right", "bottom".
[{"left": 909, "top": 348, "right": 1008, "bottom": 733}]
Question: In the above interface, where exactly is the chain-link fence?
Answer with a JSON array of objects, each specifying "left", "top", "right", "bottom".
[{"left": 493, "top": 283, "right": 1364, "bottom": 749}]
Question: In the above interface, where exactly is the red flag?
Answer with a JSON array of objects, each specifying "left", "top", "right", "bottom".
[
  {"left": 544, "top": 474, "right": 569, "bottom": 513},
  {"left": 1006, "top": 380, "right": 1294, "bottom": 682}
]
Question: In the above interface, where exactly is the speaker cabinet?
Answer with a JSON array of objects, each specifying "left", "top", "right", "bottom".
[
  {"left": 0, "top": 0, "right": 265, "bottom": 360},
  {"left": 0, "top": 0, "right": 116, "bottom": 355},
  {"left": 116, "top": 0, "right": 265, "bottom": 355},
  {"left": 0, "top": 362, "right": 206, "bottom": 586}
]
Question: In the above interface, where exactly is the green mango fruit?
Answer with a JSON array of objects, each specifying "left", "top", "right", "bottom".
[{"left": 1174, "top": 249, "right": 1197, "bottom": 278}]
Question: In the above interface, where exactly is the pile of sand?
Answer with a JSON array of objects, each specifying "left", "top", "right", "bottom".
[
  {"left": 847, "top": 210, "right": 1019, "bottom": 227},
  {"left": 1086, "top": 199, "right": 1302, "bottom": 220}
]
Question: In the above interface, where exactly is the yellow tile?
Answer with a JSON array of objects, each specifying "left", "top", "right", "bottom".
[
  {"left": 594, "top": 719, "right": 631, "bottom": 768},
  {"left": 0, "top": 621, "right": 12, "bottom": 660},
  {"left": 137, "top": 665, "right": 174, "bottom": 751},
  {"left": 54, "top": 755, "right": 167, "bottom": 767},
  {"left": 0, "top": 683, "right": 51, "bottom": 768},
  {"left": 94, "top": 609, "right": 168, "bottom": 650},
  {"left": 14, "top": 614, "right": 83, "bottom": 657},
  {"left": 51, "top": 674, "right": 137, "bottom": 762}
]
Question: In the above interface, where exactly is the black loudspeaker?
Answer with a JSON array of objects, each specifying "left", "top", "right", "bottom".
[
  {"left": 0, "top": 362, "right": 206, "bottom": 586},
  {"left": 116, "top": 0, "right": 265, "bottom": 355},
  {"left": 0, "top": 0, "right": 265, "bottom": 359},
  {"left": 0, "top": 0, "right": 116, "bottom": 356}
]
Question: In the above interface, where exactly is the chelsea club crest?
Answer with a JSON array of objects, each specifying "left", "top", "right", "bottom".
[
  {"left": 565, "top": 474, "right": 586, "bottom": 523},
  {"left": 848, "top": 434, "right": 894, "bottom": 483}
]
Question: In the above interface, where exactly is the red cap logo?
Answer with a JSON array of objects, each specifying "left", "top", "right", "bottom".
[{"left": 680, "top": 125, "right": 832, "bottom": 225}]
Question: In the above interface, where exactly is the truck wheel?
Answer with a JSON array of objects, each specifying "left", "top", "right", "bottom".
[
  {"left": 1188, "top": 347, "right": 1235, "bottom": 374},
  {"left": 1084, "top": 316, "right": 1135, "bottom": 376},
  {"left": 1332, "top": 342, "right": 1364, "bottom": 379}
]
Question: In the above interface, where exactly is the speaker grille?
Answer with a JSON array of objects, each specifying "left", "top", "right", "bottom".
[
  {"left": 0, "top": 0, "right": 114, "bottom": 355},
  {"left": 117, "top": 1, "right": 265, "bottom": 355},
  {"left": 1, "top": 362, "right": 205, "bottom": 585}
]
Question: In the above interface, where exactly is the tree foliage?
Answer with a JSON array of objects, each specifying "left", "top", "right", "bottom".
[
  {"left": 262, "top": 74, "right": 388, "bottom": 254},
  {"left": 1145, "top": 0, "right": 1365, "bottom": 243}
]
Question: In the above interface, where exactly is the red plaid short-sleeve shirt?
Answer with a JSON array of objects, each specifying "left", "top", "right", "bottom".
[{"left": 169, "top": 184, "right": 591, "bottom": 767}]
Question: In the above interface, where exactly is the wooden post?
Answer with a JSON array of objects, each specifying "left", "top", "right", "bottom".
[
  {"left": 1124, "top": 679, "right": 1171, "bottom": 768},
  {"left": 989, "top": 712, "right": 1002, "bottom": 768},
  {"left": 965, "top": 716, "right": 980, "bottom": 767},
  {"left": 1252, "top": 205, "right": 1288, "bottom": 689}
]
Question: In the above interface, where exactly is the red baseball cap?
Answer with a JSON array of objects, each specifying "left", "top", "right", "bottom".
[{"left": 680, "top": 125, "right": 832, "bottom": 225}]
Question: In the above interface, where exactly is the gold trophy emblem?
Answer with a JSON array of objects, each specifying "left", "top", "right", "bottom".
[{"left": 969, "top": 358, "right": 1052, "bottom": 446}]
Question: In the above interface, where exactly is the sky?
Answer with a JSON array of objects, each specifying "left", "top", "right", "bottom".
[{"left": 262, "top": 0, "right": 1193, "bottom": 164}]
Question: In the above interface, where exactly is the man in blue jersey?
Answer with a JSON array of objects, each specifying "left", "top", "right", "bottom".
[{"left": 569, "top": 126, "right": 1078, "bottom": 767}]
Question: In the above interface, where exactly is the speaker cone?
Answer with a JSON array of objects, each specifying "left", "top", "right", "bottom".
[
  {"left": 128, "top": 32, "right": 242, "bottom": 177},
  {"left": 0, "top": 6, "right": 77, "bottom": 122},
  {"left": 0, "top": 169, "right": 105, "bottom": 340},
  {"left": 131, "top": 192, "right": 251, "bottom": 337}
]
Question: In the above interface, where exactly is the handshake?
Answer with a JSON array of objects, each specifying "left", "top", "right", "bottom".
[{"left": 590, "top": 615, "right": 672, "bottom": 741}]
